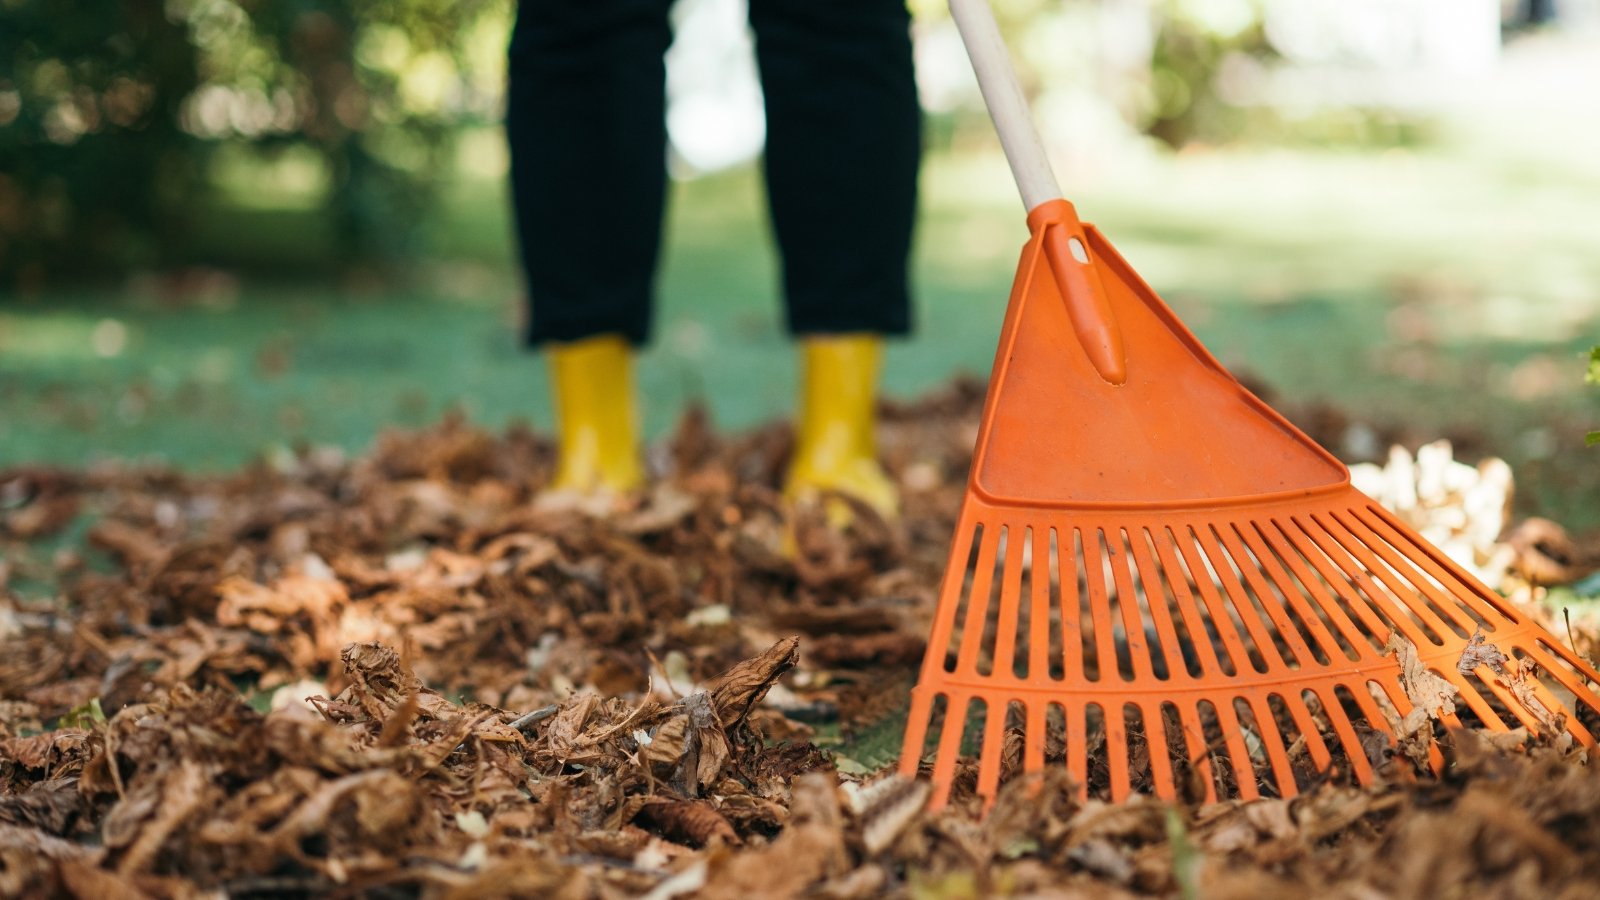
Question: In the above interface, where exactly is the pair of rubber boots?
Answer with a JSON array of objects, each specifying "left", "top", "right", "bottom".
[{"left": 545, "top": 334, "right": 897, "bottom": 521}]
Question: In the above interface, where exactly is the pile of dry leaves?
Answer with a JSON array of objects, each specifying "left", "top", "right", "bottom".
[{"left": 2, "top": 381, "right": 1599, "bottom": 898}]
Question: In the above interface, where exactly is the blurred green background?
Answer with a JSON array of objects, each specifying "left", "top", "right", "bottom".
[{"left": 2, "top": 0, "right": 1598, "bottom": 526}]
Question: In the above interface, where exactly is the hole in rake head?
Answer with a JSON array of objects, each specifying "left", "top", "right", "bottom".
[
  {"left": 1084, "top": 702, "right": 1109, "bottom": 799},
  {"left": 1047, "top": 527, "right": 1066, "bottom": 681},
  {"left": 1230, "top": 697, "right": 1279, "bottom": 798},
  {"left": 942, "top": 524, "right": 990, "bottom": 674},
  {"left": 1332, "top": 683, "right": 1396, "bottom": 778},
  {"left": 1123, "top": 703, "right": 1156, "bottom": 795},
  {"left": 1195, "top": 699, "right": 1240, "bottom": 798}
]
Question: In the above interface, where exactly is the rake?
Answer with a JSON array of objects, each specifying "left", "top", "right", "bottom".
[{"left": 899, "top": 0, "right": 1600, "bottom": 808}]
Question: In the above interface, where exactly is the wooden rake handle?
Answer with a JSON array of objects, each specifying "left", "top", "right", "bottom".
[{"left": 948, "top": 0, "right": 1128, "bottom": 385}]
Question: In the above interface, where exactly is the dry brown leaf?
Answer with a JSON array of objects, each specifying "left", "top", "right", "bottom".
[
  {"left": 699, "top": 773, "right": 848, "bottom": 899},
  {"left": 1507, "top": 517, "right": 1582, "bottom": 586},
  {"left": 618, "top": 485, "right": 701, "bottom": 535},
  {"left": 708, "top": 636, "right": 799, "bottom": 730},
  {"left": 1382, "top": 632, "right": 1457, "bottom": 767},
  {"left": 113, "top": 760, "right": 212, "bottom": 876},
  {"left": 57, "top": 859, "right": 158, "bottom": 900},
  {"left": 1502, "top": 657, "right": 1565, "bottom": 735},
  {"left": 544, "top": 694, "right": 601, "bottom": 761},
  {"left": 87, "top": 520, "right": 166, "bottom": 570},
  {"left": 1457, "top": 628, "right": 1511, "bottom": 675},
  {"left": 848, "top": 774, "right": 929, "bottom": 856},
  {"left": 672, "top": 692, "right": 730, "bottom": 798},
  {"left": 0, "top": 730, "right": 91, "bottom": 770},
  {"left": 639, "top": 799, "right": 739, "bottom": 847}
]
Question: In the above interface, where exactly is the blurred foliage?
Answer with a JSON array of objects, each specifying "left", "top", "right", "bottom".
[
  {"left": 915, "top": 0, "right": 1429, "bottom": 151},
  {"left": 2, "top": 0, "right": 1439, "bottom": 288},
  {"left": 909, "top": 0, "right": 1283, "bottom": 146},
  {"left": 0, "top": 0, "right": 508, "bottom": 288},
  {"left": 0, "top": 0, "right": 200, "bottom": 285},
  {"left": 1587, "top": 346, "right": 1599, "bottom": 448},
  {"left": 1145, "top": 0, "right": 1275, "bottom": 146},
  {"left": 1145, "top": 0, "right": 1433, "bottom": 149}
]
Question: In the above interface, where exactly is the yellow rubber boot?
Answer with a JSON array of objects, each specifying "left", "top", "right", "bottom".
[
  {"left": 783, "top": 334, "right": 899, "bottom": 522},
  {"left": 545, "top": 334, "right": 644, "bottom": 496}
]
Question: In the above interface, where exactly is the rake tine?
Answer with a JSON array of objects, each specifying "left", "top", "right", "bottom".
[
  {"left": 1059, "top": 529, "right": 1086, "bottom": 683},
  {"left": 1313, "top": 512, "right": 1459, "bottom": 643},
  {"left": 955, "top": 527, "right": 1003, "bottom": 677},
  {"left": 925, "top": 520, "right": 980, "bottom": 672},
  {"left": 1252, "top": 519, "right": 1374, "bottom": 657},
  {"left": 930, "top": 693, "right": 970, "bottom": 808},
  {"left": 1171, "top": 526, "right": 1256, "bottom": 676},
  {"left": 1028, "top": 528, "right": 1052, "bottom": 681},
  {"left": 1083, "top": 531, "right": 1120, "bottom": 681},
  {"left": 1364, "top": 676, "right": 1435, "bottom": 770},
  {"left": 1218, "top": 525, "right": 1328, "bottom": 663},
  {"left": 1210, "top": 698, "right": 1260, "bottom": 801},
  {"left": 1272, "top": 517, "right": 1394, "bottom": 650},
  {"left": 1519, "top": 638, "right": 1600, "bottom": 708},
  {"left": 1278, "top": 690, "right": 1334, "bottom": 774},
  {"left": 1203, "top": 525, "right": 1299, "bottom": 666},
  {"left": 1175, "top": 702, "right": 1217, "bottom": 803},
  {"left": 1105, "top": 702, "right": 1132, "bottom": 800},
  {"left": 1445, "top": 667, "right": 1513, "bottom": 732},
  {"left": 1141, "top": 700, "right": 1178, "bottom": 801},
  {"left": 1213, "top": 525, "right": 1320, "bottom": 670},
  {"left": 1464, "top": 640, "right": 1594, "bottom": 725},
  {"left": 1314, "top": 685, "right": 1376, "bottom": 784},
  {"left": 990, "top": 527, "right": 1028, "bottom": 678},
  {"left": 1516, "top": 660, "right": 1596, "bottom": 744},
  {"left": 1106, "top": 530, "right": 1155, "bottom": 682},
  {"left": 1025, "top": 700, "right": 1046, "bottom": 774},
  {"left": 1369, "top": 675, "right": 1446, "bottom": 774},
  {"left": 1333, "top": 509, "right": 1483, "bottom": 638},
  {"left": 1362, "top": 503, "right": 1523, "bottom": 623},
  {"left": 1129, "top": 528, "right": 1192, "bottom": 682},
  {"left": 1065, "top": 701, "right": 1088, "bottom": 802},
  {"left": 977, "top": 698, "right": 1009, "bottom": 803},
  {"left": 899, "top": 688, "right": 938, "bottom": 776},
  {"left": 1476, "top": 668, "right": 1545, "bottom": 733},
  {"left": 1292, "top": 515, "right": 1441, "bottom": 649},
  {"left": 1151, "top": 528, "right": 1229, "bottom": 676},
  {"left": 1243, "top": 694, "right": 1298, "bottom": 798}
]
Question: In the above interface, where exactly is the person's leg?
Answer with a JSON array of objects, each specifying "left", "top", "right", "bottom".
[
  {"left": 507, "top": 0, "right": 673, "bottom": 493},
  {"left": 751, "top": 0, "right": 919, "bottom": 338},
  {"left": 749, "top": 0, "right": 920, "bottom": 518}
]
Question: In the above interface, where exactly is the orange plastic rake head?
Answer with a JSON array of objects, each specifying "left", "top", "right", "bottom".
[
  {"left": 897, "top": 198, "right": 1600, "bottom": 809},
  {"left": 902, "top": 0, "right": 1600, "bottom": 808}
]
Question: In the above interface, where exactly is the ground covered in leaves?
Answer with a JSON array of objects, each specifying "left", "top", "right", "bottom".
[{"left": 3, "top": 381, "right": 1599, "bottom": 898}]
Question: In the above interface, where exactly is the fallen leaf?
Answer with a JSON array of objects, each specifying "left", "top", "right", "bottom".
[{"left": 1382, "top": 632, "right": 1457, "bottom": 767}]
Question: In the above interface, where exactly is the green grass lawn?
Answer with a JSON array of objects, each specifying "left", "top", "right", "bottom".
[{"left": 4, "top": 37, "right": 1599, "bottom": 527}]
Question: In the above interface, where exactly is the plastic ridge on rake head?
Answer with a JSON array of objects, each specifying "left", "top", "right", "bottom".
[{"left": 896, "top": 201, "right": 1600, "bottom": 810}]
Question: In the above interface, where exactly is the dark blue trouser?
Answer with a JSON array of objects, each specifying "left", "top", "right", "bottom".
[{"left": 508, "top": 0, "right": 921, "bottom": 346}]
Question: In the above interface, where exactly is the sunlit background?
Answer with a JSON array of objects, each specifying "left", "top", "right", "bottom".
[{"left": 2, "top": 0, "right": 1598, "bottom": 524}]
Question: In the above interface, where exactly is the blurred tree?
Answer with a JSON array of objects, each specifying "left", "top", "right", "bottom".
[
  {"left": 0, "top": 0, "right": 507, "bottom": 288},
  {"left": 0, "top": 0, "right": 202, "bottom": 288},
  {"left": 1143, "top": 0, "right": 1275, "bottom": 147},
  {"left": 230, "top": 0, "right": 507, "bottom": 263}
]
